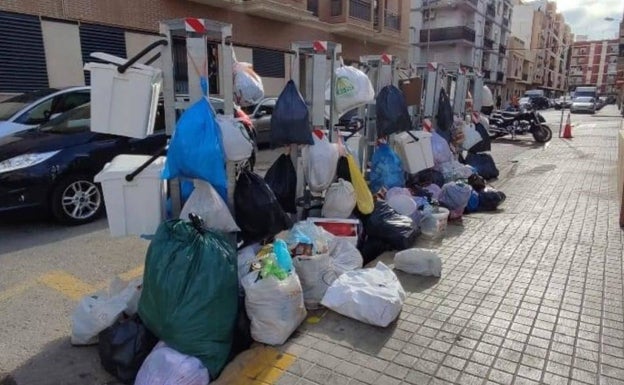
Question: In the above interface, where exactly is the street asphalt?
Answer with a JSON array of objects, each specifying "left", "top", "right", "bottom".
[{"left": 0, "top": 106, "right": 620, "bottom": 385}]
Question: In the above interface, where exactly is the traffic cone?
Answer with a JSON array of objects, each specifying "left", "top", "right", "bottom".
[{"left": 562, "top": 113, "right": 572, "bottom": 139}]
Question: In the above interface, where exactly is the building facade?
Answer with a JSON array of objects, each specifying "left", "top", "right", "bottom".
[
  {"left": 510, "top": 0, "right": 572, "bottom": 96},
  {"left": 569, "top": 39, "right": 620, "bottom": 95},
  {"left": 503, "top": 35, "right": 533, "bottom": 101},
  {"left": 617, "top": 12, "right": 624, "bottom": 107},
  {"left": 0, "top": 0, "right": 410, "bottom": 97},
  {"left": 409, "top": 0, "right": 514, "bottom": 95}
]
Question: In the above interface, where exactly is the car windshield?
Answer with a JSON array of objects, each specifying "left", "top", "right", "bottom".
[
  {"left": 39, "top": 104, "right": 90, "bottom": 134},
  {"left": 0, "top": 89, "right": 59, "bottom": 121},
  {"left": 574, "top": 97, "right": 594, "bottom": 103}
]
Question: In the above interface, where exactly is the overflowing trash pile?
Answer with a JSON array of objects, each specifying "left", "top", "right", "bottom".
[{"left": 74, "top": 62, "right": 509, "bottom": 384}]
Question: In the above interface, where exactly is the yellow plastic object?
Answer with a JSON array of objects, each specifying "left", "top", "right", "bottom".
[{"left": 346, "top": 154, "right": 374, "bottom": 215}]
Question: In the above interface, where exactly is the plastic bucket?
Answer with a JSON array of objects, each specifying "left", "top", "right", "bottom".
[{"left": 420, "top": 207, "right": 449, "bottom": 238}]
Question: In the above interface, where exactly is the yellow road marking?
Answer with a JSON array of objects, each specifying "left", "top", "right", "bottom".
[
  {"left": 38, "top": 271, "right": 96, "bottom": 301},
  {"left": 216, "top": 346, "right": 296, "bottom": 385},
  {"left": 0, "top": 280, "right": 38, "bottom": 302},
  {"left": 118, "top": 265, "right": 144, "bottom": 281}
]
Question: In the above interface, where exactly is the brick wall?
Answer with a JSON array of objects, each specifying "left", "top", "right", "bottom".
[{"left": 0, "top": 0, "right": 404, "bottom": 60}]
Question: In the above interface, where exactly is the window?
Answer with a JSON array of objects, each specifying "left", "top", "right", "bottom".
[
  {"left": 15, "top": 97, "right": 57, "bottom": 125},
  {"left": 58, "top": 91, "right": 91, "bottom": 113},
  {"left": 252, "top": 49, "right": 285, "bottom": 78},
  {"left": 257, "top": 99, "right": 276, "bottom": 116}
]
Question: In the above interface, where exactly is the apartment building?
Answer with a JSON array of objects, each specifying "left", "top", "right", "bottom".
[
  {"left": 617, "top": 12, "right": 624, "bottom": 105},
  {"left": 510, "top": 0, "right": 572, "bottom": 96},
  {"left": 0, "top": 0, "right": 409, "bottom": 97},
  {"left": 570, "top": 39, "right": 620, "bottom": 95},
  {"left": 409, "top": 0, "right": 514, "bottom": 95},
  {"left": 503, "top": 35, "right": 533, "bottom": 100}
]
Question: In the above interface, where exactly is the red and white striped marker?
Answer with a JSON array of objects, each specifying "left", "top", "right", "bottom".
[
  {"left": 313, "top": 41, "right": 327, "bottom": 53},
  {"left": 381, "top": 53, "right": 392, "bottom": 65},
  {"left": 185, "top": 18, "right": 207, "bottom": 33}
]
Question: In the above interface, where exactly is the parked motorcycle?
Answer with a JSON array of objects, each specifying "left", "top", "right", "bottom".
[{"left": 486, "top": 107, "right": 552, "bottom": 143}]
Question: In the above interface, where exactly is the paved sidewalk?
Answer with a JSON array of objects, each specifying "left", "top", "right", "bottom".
[{"left": 253, "top": 115, "right": 624, "bottom": 385}]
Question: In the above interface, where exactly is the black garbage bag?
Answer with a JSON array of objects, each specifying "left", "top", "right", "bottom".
[
  {"left": 358, "top": 237, "right": 392, "bottom": 266},
  {"left": 98, "top": 315, "right": 158, "bottom": 385},
  {"left": 228, "top": 293, "right": 253, "bottom": 361},
  {"left": 478, "top": 187, "right": 506, "bottom": 211},
  {"left": 271, "top": 80, "right": 313, "bottom": 146},
  {"left": 466, "top": 153, "right": 499, "bottom": 180},
  {"left": 468, "top": 122, "right": 491, "bottom": 153},
  {"left": 376, "top": 85, "right": 411, "bottom": 137},
  {"left": 264, "top": 154, "right": 297, "bottom": 213},
  {"left": 436, "top": 88, "right": 453, "bottom": 141},
  {"left": 409, "top": 168, "right": 445, "bottom": 188},
  {"left": 336, "top": 156, "right": 351, "bottom": 182},
  {"left": 363, "top": 201, "right": 419, "bottom": 251},
  {"left": 467, "top": 174, "right": 486, "bottom": 192},
  {"left": 235, "top": 169, "right": 293, "bottom": 242}
]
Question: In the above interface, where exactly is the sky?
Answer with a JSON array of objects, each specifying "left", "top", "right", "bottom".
[{"left": 531, "top": 0, "right": 624, "bottom": 40}]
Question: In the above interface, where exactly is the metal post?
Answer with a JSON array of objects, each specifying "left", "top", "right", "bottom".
[{"left": 559, "top": 45, "right": 570, "bottom": 137}]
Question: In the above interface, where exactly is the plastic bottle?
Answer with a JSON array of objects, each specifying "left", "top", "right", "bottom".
[{"left": 273, "top": 239, "right": 293, "bottom": 273}]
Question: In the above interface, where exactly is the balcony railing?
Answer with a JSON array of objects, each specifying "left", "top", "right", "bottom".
[
  {"left": 331, "top": 0, "right": 342, "bottom": 16},
  {"left": 486, "top": 5, "right": 495, "bottom": 18},
  {"left": 349, "top": 0, "right": 371, "bottom": 22},
  {"left": 484, "top": 38, "right": 494, "bottom": 50},
  {"left": 503, "top": 18, "right": 509, "bottom": 27},
  {"left": 497, "top": 71, "right": 505, "bottom": 82},
  {"left": 522, "top": 73, "right": 529, "bottom": 81},
  {"left": 385, "top": 11, "right": 400, "bottom": 31},
  {"left": 419, "top": 26, "right": 475, "bottom": 43},
  {"left": 483, "top": 70, "right": 491, "bottom": 80},
  {"left": 499, "top": 45, "right": 506, "bottom": 55},
  {"left": 307, "top": 0, "right": 318, "bottom": 16}
]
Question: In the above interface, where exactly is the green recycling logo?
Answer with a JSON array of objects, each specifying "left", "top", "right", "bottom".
[{"left": 335, "top": 76, "right": 355, "bottom": 96}]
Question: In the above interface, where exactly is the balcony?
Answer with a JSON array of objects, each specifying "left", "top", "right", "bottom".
[
  {"left": 521, "top": 73, "right": 529, "bottom": 82},
  {"left": 417, "top": 0, "right": 477, "bottom": 11},
  {"left": 418, "top": 26, "right": 475, "bottom": 45},
  {"left": 503, "top": 18, "right": 509, "bottom": 27},
  {"left": 241, "top": 0, "right": 317, "bottom": 22},
  {"left": 499, "top": 45, "right": 506, "bottom": 55},
  {"left": 497, "top": 71, "right": 505, "bottom": 82},
  {"left": 483, "top": 70, "right": 492, "bottom": 81},
  {"left": 484, "top": 38, "right": 494, "bottom": 50},
  {"left": 486, "top": 4, "right": 495, "bottom": 18},
  {"left": 385, "top": 11, "right": 400, "bottom": 31},
  {"left": 324, "top": 0, "right": 402, "bottom": 45}
]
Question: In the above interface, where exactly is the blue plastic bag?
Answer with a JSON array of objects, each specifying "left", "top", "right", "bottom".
[
  {"left": 370, "top": 143, "right": 405, "bottom": 193},
  {"left": 162, "top": 98, "right": 227, "bottom": 201},
  {"left": 466, "top": 190, "right": 480, "bottom": 213}
]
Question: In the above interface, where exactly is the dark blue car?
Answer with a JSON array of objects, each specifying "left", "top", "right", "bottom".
[{"left": 0, "top": 103, "right": 166, "bottom": 225}]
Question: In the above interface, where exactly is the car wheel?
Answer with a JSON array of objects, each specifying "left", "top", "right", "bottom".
[{"left": 51, "top": 174, "right": 104, "bottom": 225}]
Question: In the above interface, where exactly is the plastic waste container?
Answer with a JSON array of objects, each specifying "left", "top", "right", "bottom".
[
  {"left": 420, "top": 207, "right": 449, "bottom": 239},
  {"left": 392, "top": 131, "right": 434, "bottom": 174},
  {"left": 95, "top": 155, "right": 166, "bottom": 237},
  {"left": 85, "top": 54, "right": 162, "bottom": 139}
]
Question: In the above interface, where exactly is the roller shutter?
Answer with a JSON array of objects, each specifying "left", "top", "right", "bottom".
[
  {"left": 252, "top": 48, "right": 285, "bottom": 78},
  {"left": 0, "top": 11, "right": 49, "bottom": 93},
  {"left": 80, "top": 23, "right": 127, "bottom": 85}
]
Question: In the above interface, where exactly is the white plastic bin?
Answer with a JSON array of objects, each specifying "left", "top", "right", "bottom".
[
  {"left": 95, "top": 155, "right": 167, "bottom": 237},
  {"left": 85, "top": 54, "right": 162, "bottom": 139},
  {"left": 392, "top": 131, "right": 434, "bottom": 174},
  {"left": 420, "top": 207, "right": 449, "bottom": 239}
]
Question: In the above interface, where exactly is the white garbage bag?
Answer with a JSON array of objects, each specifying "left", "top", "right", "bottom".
[
  {"left": 393, "top": 248, "right": 442, "bottom": 277},
  {"left": 277, "top": 219, "right": 334, "bottom": 254},
  {"left": 325, "top": 65, "right": 375, "bottom": 117},
  {"left": 329, "top": 237, "right": 363, "bottom": 274},
  {"left": 293, "top": 253, "right": 337, "bottom": 309},
  {"left": 216, "top": 114, "right": 254, "bottom": 162},
  {"left": 302, "top": 131, "right": 339, "bottom": 193},
  {"left": 321, "top": 262, "right": 406, "bottom": 327},
  {"left": 180, "top": 180, "right": 240, "bottom": 232},
  {"left": 462, "top": 122, "right": 483, "bottom": 151},
  {"left": 233, "top": 61, "right": 264, "bottom": 107},
  {"left": 322, "top": 179, "right": 356, "bottom": 219},
  {"left": 71, "top": 277, "right": 142, "bottom": 345},
  {"left": 237, "top": 243, "right": 262, "bottom": 282},
  {"left": 135, "top": 341, "right": 210, "bottom": 385},
  {"left": 241, "top": 272, "right": 307, "bottom": 345}
]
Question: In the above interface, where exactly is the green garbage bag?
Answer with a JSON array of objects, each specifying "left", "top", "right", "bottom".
[{"left": 138, "top": 220, "right": 238, "bottom": 378}]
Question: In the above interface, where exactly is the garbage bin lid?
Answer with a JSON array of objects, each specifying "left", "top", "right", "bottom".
[{"left": 94, "top": 154, "right": 165, "bottom": 182}]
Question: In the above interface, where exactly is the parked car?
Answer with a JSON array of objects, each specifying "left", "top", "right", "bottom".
[
  {"left": 570, "top": 97, "right": 596, "bottom": 114},
  {"left": 0, "top": 86, "right": 90, "bottom": 138},
  {"left": 241, "top": 97, "right": 277, "bottom": 145},
  {"left": 554, "top": 97, "right": 572, "bottom": 110},
  {"left": 0, "top": 103, "right": 166, "bottom": 225}
]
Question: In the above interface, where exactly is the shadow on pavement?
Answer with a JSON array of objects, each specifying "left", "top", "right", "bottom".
[
  {"left": 2, "top": 337, "right": 119, "bottom": 385},
  {"left": 0, "top": 217, "right": 108, "bottom": 255},
  {"left": 492, "top": 137, "right": 548, "bottom": 148}
]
